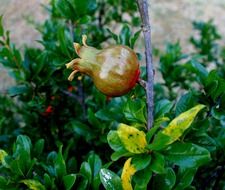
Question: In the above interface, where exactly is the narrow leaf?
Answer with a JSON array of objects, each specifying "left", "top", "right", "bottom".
[
  {"left": 121, "top": 158, "right": 137, "bottom": 190},
  {"left": 54, "top": 146, "right": 66, "bottom": 178},
  {"left": 0, "top": 149, "right": 8, "bottom": 167},
  {"left": 0, "top": 149, "right": 7, "bottom": 164}
]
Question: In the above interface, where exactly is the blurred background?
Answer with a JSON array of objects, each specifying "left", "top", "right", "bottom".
[{"left": 0, "top": 0, "right": 225, "bottom": 89}]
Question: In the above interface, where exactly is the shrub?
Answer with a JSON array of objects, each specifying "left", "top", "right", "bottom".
[{"left": 0, "top": 1, "right": 225, "bottom": 189}]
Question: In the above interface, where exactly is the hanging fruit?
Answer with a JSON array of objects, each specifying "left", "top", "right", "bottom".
[{"left": 66, "top": 35, "right": 140, "bottom": 97}]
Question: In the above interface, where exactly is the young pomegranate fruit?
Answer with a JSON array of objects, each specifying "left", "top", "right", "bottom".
[{"left": 66, "top": 35, "right": 140, "bottom": 97}]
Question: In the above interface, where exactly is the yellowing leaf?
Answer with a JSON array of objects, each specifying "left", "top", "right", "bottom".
[
  {"left": 149, "top": 104, "right": 206, "bottom": 151},
  {"left": 0, "top": 149, "right": 7, "bottom": 164},
  {"left": 121, "top": 158, "right": 136, "bottom": 190},
  {"left": 162, "top": 104, "right": 205, "bottom": 139},
  {"left": 20, "top": 179, "right": 46, "bottom": 190},
  {"left": 117, "top": 124, "right": 147, "bottom": 153},
  {"left": 0, "top": 149, "right": 8, "bottom": 168}
]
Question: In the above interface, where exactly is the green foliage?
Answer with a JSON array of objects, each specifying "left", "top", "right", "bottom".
[
  {"left": 100, "top": 169, "right": 123, "bottom": 190},
  {"left": 190, "top": 20, "right": 221, "bottom": 62},
  {"left": 1, "top": 0, "right": 225, "bottom": 189}
]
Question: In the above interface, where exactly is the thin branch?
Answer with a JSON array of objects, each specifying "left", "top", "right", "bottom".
[
  {"left": 136, "top": 0, "right": 154, "bottom": 130},
  {"left": 60, "top": 89, "right": 82, "bottom": 102}
]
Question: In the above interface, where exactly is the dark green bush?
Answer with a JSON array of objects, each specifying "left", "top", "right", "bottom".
[{"left": 0, "top": 1, "right": 225, "bottom": 189}]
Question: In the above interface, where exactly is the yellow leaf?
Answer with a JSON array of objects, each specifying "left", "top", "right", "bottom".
[
  {"left": 0, "top": 149, "right": 7, "bottom": 164},
  {"left": 0, "top": 149, "right": 8, "bottom": 167},
  {"left": 20, "top": 179, "right": 46, "bottom": 190},
  {"left": 162, "top": 104, "right": 205, "bottom": 142},
  {"left": 117, "top": 124, "right": 147, "bottom": 153},
  {"left": 121, "top": 158, "right": 136, "bottom": 190}
]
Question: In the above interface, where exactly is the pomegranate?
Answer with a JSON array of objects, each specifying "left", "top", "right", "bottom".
[{"left": 66, "top": 35, "right": 140, "bottom": 97}]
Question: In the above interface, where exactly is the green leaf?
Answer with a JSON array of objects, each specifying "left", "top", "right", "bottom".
[
  {"left": 152, "top": 167, "right": 176, "bottom": 190},
  {"left": 87, "top": 153, "right": 102, "bottom": 189},
  {"left": 63, "top": 174, "right": 76, "bottom": 190},
  {"left": 16, "top": 135, "right": 32, "bottom": 154},
  {"left": 190, "top": 133, "right": 217, "bottom": 152},
  {"left": 133, "top": 163, "right": 152, "bottom": 189},
  {"left": 20, "top": 179, "right": 45, "bottom": 190},
  {"left": 87, "top": 108, "right": 101, "bottom": 127},
  {"left": 80, "top": 162, "right": 92, "bottom": 184},
  {"left": 95, "top": 109, "right": 115, "bottom": 121},
  {"left": 32, "top": 51, "right": 46, "bottom": 77},
  {"left": 146, "top": 117, "right": 170, "bottom": 143},
  {"left": 88, "top": 153, "right": 102, "bottom": 177},
  {"left": 119, "top": 25, "right": 131, "bottom": 46},
  {"left": 107, "top": 130, "right": 124, "bottom": 152},
  {"left": 8, "top": 85, "right": 30, "bottom": 97},
  {"left": 211, "top": 106, "right": 225, "bottom": 120},
  {"left": 174, "top": 167, "right": 197, "bottom": 190},
  {"left": 205, "top": 70, "right": 225, "bottom": 100},
  {"left": 164, "top": 142, "right": 211, "bottom": 169},
  {"left": 77, "top": 177, "right": 89, "bottom": 190},
  {"left": 147, "top": 133, "right": 171, "bottom": 151},
  {"left": 78, "top": 15, "right": 92, "bottom": 24},
  {"left": 175, "top": 92, "right": 197, "bottom": 116},
  {"left": 70, "top": 121, "right": 93, "bottom": 141},
  {"left": 57, "top": 27, "right": 72, "bottom": 57},
  {"left": 8, "top": 150, "right": 31, "bottom": 176},
  {"left": 100, "top": 169, "right": 123, "bottom": 190},
  {"left": 44, "top": 173, "right": 54, "bottom": 189},
  {"left": 72, "top": 0, "right": 97, "bottom": 16},
  {"left": 111, "top": 149, "right": 132, "bottom": 161},
  {"left": 149, "top": 104, "right": 205, "bottom": 150},
  {"left": 54, "top": 0, "right": 74, "bottom": 19},
  {"left": 33, "top": 139, "right": 44, "bottom": 157},
  {"left": 154, "top": 99, "right": 173, "bottom": 119},
  {"left": 190, "top": 59, "right": 208, "bottom": 83},
  {"left": 0, "top": 176, "right": 7, "bottom": 187},
  {"left": 54, "top": 145, "right": 66, "bottom": 178},
  {"left": 130, "top": 30, "right": 141, "bottom": 49},
  {"left": 132, "top": 154, "right": 151, "bottom": 171},
  {"left": 107, "top": 28, "right": 119, "bottom": 44},
  {"left": 149, "top": 152, "right": 165, "bottom": 174},
  {"left": 124, "top": 99, "right": 146, "bottom": 124}
]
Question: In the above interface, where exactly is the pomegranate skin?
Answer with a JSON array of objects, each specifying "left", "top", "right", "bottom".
[{"left": 66, "top": 35, "right": 140, "bottom": 97}]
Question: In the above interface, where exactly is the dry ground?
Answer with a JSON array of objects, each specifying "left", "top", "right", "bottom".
[{"left": 0, "top": 0, "right": 225, "bottom": 90}]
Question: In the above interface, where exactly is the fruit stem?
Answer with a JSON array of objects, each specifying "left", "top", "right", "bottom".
[
  {"left": 137, "top": 79, "right": 147, "bottom": 90},
  {"left": 136, "top": 0, "right": 154, "bottom": 130}
]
